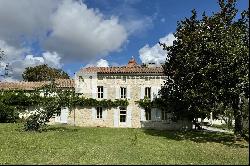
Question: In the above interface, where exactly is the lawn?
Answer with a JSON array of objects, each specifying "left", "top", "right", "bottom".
[{"left": 0, "top": 123, "right": 248, "bottom": 165}]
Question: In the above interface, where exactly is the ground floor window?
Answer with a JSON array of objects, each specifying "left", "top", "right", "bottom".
[
  {"left": 145, "top": 108, "right": 151, "bottom": 120},
  {"left": 161, "top": 109, "right": 167, "bottom": 120},
  {"left": 97, "top": 107, "right": 103, "bottom": 119},
  {"left": 120, "top": 107, "right": 127, "bottom": 122}
]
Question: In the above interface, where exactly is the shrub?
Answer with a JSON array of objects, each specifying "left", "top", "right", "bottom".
[{"left": 0, "top": 102, "right": 19, "bottom": 123}]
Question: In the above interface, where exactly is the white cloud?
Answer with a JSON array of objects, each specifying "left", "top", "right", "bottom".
[
  {"left": 85, "top": 59, "right": 109, "bottom": 68},
  {"left": 0, "top": 0, "right": 58, "bottom": 47},
  {"left": 0, "top": 0, "right": 128, "bottom": 63},
  {"left": 139, "top": 33, "right": 176, "bottom": 65},
  {"left": 44, "top": 0, "right": 128, "bottom": 62},
  {"left": 0, "top": 40, "right": 62, "bottom": 81},
  {"left": 122, "top": 16, "right": 153, "bottom": 35},
  {"left": 96, "top": 59, "right": 109, "bottom": 67}
]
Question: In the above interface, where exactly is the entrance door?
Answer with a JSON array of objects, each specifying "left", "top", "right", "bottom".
[
  {"left": 119, "top": 107, "right": 127, "bottom": 127},
  {"left": 60, "top": 107, "right": 69, "bottom": 123}
]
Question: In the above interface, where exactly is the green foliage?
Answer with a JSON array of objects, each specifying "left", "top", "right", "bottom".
[
  {"left": 22, "top": 64, "right": 70, "bottom": 81},
  {"left": 0, "top": 102, "right": 19, "bottom": 123},
  {"left": 0, "top": 83, "right": 129, "bottom": 131},
  {"left": 159, "top": 0, "right": 249, "bottom": 134}
]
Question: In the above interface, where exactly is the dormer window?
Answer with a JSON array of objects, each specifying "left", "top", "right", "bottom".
[{"left": 79, "top": 76, "right": 83, "bottom": 82}]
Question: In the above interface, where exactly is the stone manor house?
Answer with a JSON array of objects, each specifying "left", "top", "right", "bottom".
[{"left": 0, "top": 58, "right": 192, "bottom": 130}]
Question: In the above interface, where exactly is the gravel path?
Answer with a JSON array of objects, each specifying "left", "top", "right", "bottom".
[{"left": 201, "top": 126, "right": 233, "bottom": 133}]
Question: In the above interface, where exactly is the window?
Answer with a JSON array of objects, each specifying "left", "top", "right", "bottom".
[
  {"left": 122, "top": 76, "right": 126, "bottom": 82},
  {"left": 120, "top": 107, "right": 127, "bottom": 122},
  {"left": 145, "top": 108, "right": 151, "bottom": 120},
  {"left": 120, "top": 87, "right": 127, "bottom": 98},
  {"left": 96, "top": 107, "right": 103, "bottom": 119},
  {"left": 97, "top": 86, "right": 103, "bottom": 98},
  {"left": 79, "top": 76, "right": 83, "bottom": 82},
  {"left": 161, "top": 109, "right": 168, "bottom": 120},
  {"left": 98, "top": 76, "right": 103, "bottom": 80},
  {"left": 145, "top": 87, "right": 151, "bottom": 99}
]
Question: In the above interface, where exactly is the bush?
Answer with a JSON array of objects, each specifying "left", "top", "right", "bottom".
[{"left": 0, "top": 102, "right": 19, "bottom": 123}]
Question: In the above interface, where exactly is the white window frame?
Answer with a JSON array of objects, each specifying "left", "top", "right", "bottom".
[
  {"left": 145, "top": 108, "right": 151, "bottom": 121},
  {"left": 161, "top": 109, "right": 168, "bottom": 121},
  {"left": 145, "top": 87, "right": 151, "bottom": 99},
  {"left": 120, "top": 87, "right": 127, "bottom": 99},
  {"left": 97, "top": 86, "right": 104, "bottom": 98},
  {"left": 119, "top": 107, "right": 127, "bottom": 123},
  {"left": 96, "top": 107, "right": 103, "bottom": 119}
]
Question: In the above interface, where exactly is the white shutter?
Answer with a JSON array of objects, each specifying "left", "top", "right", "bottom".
[
  {"left": 127, "top": 86, "right": 131, "bottom": 99},
  {"left": 104, "top": 87, "right": 108, "bottom": 99},
  {"left": 114, "top": 108, "right": 119, "bottom": 127},
  {"left": 103, "top": 108, "right": 107, "bottom": 120},
  {"left": 156, "top": 87, "right": 161, "bottom": 98},
  {"left": 140, "top": 86, "right": 145, "bottom": 99},
  {"left": 151, "top": 108, "right": 156, "bottom": 121},
  {"left": 127, "top": 107, "right": 132, "bottom": 127},
  {"left": 60, "top": 107, "right": 69, "bottom": 123},
  {"left": 92, "top": 107, "right": 96, "bottom": 119},
  {"left": 116, "top": 86, "right": 120, "bottom": 99},
  {"left": 92, "top": 87, "right": 96, "bottom": 99},
  {"left": 151, "top": 86, "right": 155, "bottom": 101},
  {"left": 140, "top": 109, "right": 145, "bottom": 121},
  {"left": 155, "top": 109, "right": 161, "bottom": 121}
]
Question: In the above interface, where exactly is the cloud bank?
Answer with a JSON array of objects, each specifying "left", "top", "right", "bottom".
[
  {"left": 0, "top": 0, "right": 130, "bottom": 80},
  {"left": 139, "top": 33, "right": 175, "bottom": 65}
]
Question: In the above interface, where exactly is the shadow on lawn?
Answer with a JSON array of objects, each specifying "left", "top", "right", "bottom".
[
  {"left": 143, "top": 129, "right": 248, "bottom": 148},
  {"left": 46, "top": 125, "right": 79, "bottom": 132}
]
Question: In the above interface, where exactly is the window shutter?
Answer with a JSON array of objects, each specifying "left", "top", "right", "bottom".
[
  {"left": 92, "top": 87, "right": 96, "bottom": 99},
  {"left": 116, "top": 86, "right": 120, "bottom": 99},
  {"left": 155, "top": 109, "right": 161, "bottom": 121},
  {"left": 114, "top": 108, "right": 119, "bottom": 127},
  {"left": 156, "top": 87, "right": 161, "bottom": 98},
  {"left": 140, "top": 109, "right": 145, "bottom": 121},
  {"left": 151, "top": 108, "right": 156, "bottom": 121},
  {"left": 151, "top": 86, "right": 155, "bottom": 101},
  {"left": 126, "top": 106, "right": 132, "bottom": 127},
  {"left": 127, "top": 86, "right": 131, "bottom": 99},
  {"left": 103, "top": 108, "right": 107, "bottom": 120},
  {"left": 92, "top": 107, "right": 96, "bottom": 119},
  {"left": 103, "top": 87, "right": 108, "bottom": 99},
  {"left": 140, "top": 86, "right": 145, "bottom": 99}
]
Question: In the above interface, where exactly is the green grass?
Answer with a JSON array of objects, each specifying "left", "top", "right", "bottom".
[
  {"left": 0, "top": 123, "right": 248, "bottom": 165},
  {"left": 211, "top": 124, "right": 234, "bottom": 131}
]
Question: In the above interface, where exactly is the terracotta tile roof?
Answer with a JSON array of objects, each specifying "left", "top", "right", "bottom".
[
  {"left": 54, "top": 79, "right": 75, "bottom": 88},
  {"left": 80, "top": 66, "right": 164, "bottom": 75},
  {"left": 80, "top": 57, "right": 164, "bottom": 75},
  {"left": 0, "top": 79, "right": 74, "bottom": 90}
]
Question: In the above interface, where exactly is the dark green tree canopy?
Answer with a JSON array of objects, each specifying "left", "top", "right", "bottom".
[
  {"left": 22, "top": 64, "right": 70, "bottom": 82},
  {"left": 159, "top": 0, "right": 249, "bottom": 135}
]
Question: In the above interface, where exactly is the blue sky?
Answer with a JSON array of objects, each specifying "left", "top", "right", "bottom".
[{"left": 0, "top": 0, "right": 248, "bottom": 80}]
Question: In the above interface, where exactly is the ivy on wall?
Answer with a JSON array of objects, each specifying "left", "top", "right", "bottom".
[
  {"left": 136, "top": 97, "right": 166, "bottom": 110},
  {"left": 0, "top": 84, "right": 128, "bottom": 131}
]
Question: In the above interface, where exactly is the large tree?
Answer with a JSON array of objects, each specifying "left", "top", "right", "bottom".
[
  {"left": 160, "top": 0, "right": 249, "bottom": 136},
  {"left": 22, "top": 64, "right": 70, "bottom": 81}
]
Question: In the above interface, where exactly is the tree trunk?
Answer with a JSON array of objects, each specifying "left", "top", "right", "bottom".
[{"left": 233, "top": 97, "right": 243, "bottom": 136}]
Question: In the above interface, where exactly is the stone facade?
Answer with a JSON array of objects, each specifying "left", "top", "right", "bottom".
[{"left": 60, "top": 58, "right": 193, "bottom": 130}]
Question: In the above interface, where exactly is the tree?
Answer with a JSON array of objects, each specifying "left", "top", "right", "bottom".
[
  {"left": 22, "top": 64, "right": 70, "bottom": 81},
  {"left": 159, "top": 0, "right": 249, "bottom": 136}
]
